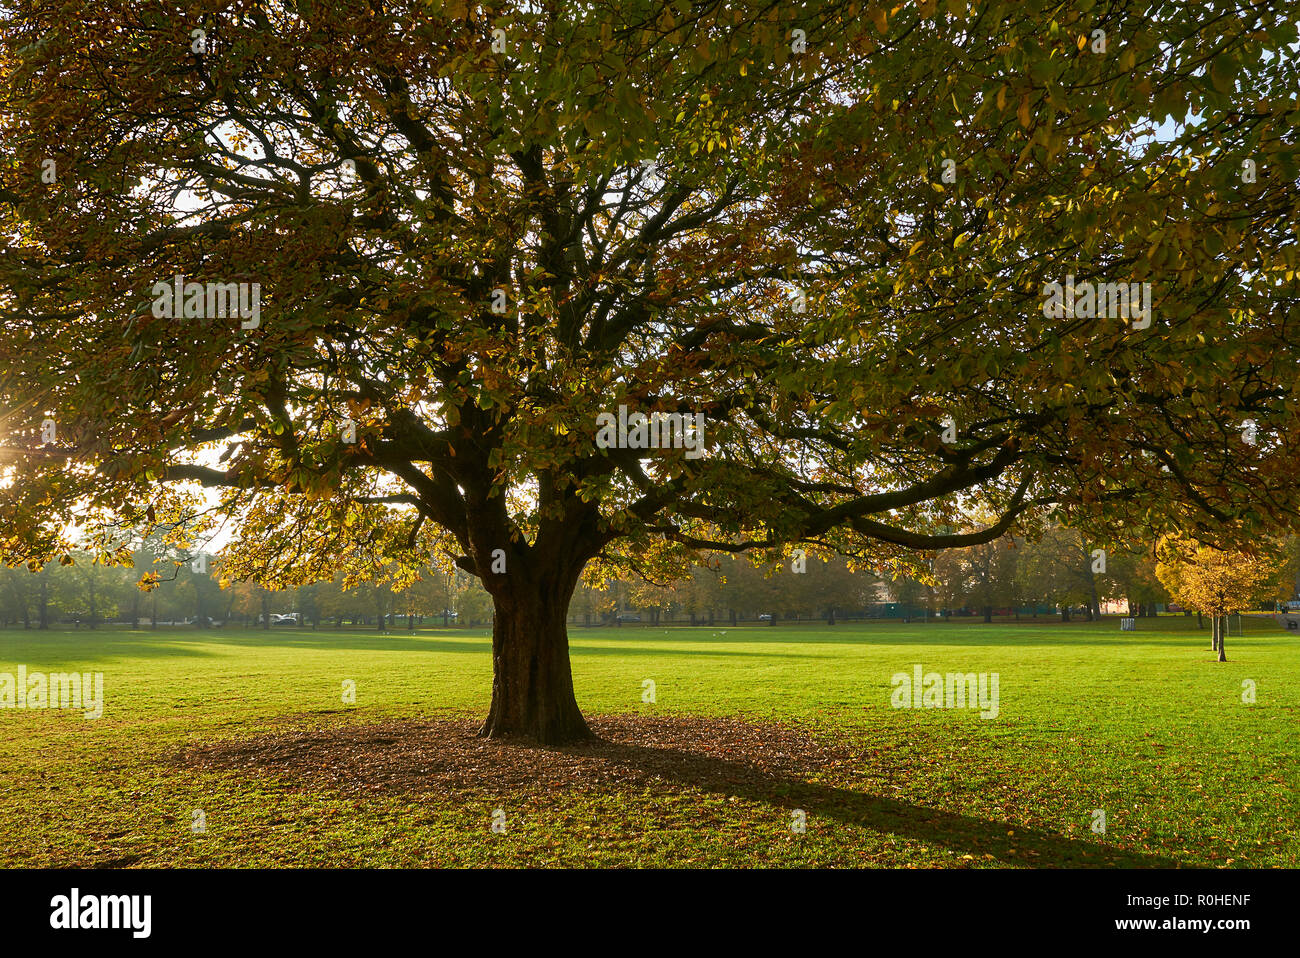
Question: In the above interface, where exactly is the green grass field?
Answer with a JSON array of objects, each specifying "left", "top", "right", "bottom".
[{"left": 1, "top": 615, "right": 1296, "bottom": 868}]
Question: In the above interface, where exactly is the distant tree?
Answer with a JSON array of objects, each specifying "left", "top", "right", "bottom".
[
  {"left": 173, "top": 559, "right": 225, "bottom": 627},
  {"left": 453, "top": 572, "right": 494, "bottom": 627},
  {"left": 229, "top": 580, "right": 279, "bottom": 629},
  {"left": 403, "top": 567, "right": 457, "bottom": 626},
  {"left": 889, "top": 575, "right": 930, "bottom": 623},
  {"left": 0, "top": 565, "right": 35, "bottom": 628},
  {"left": 1269, "top": 537, "right": 1300, "bottom": 608},
  {"left": 626, "top": 576, "right": 674, "bottom": 626},
  {"left": 569, "top": 579, "right": 612, "bottom": 628},
  {"left": 1015, "top": 524, "right": 1104, "bottom": 622},
  {"left": 1156, "top": 537, "right": 1285, "bottom": 661},
  {"left": 60, "top": 550, "right": 123, "bottom": 628},
  {"left": 933, "top": 533, "right": 1019, "bottom": 623},
  {"left": 1102, "top": 544, "right": 1169, "bottom": 617}
]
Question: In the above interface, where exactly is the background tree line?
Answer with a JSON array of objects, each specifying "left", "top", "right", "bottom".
[
  {"left": 7, "top": 524, "right": 1293, "bottom": 632},
  {"left": 0, "top": 531, "right": 495, "bottom": 631}
]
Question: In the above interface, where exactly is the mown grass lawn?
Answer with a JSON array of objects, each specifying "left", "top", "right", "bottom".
[{"left": 1, "top": 615, "right": 1296, "bottom": 868}]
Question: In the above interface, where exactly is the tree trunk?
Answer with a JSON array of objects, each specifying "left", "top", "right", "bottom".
[
  {"left": 38, "top": 580, "right": 48, "bottom": 630},
  {"left": 982, "top": 605, "right": 992, "bottom": 623},
  {"left": 1060, "top": 605, "right": 1070, "bottom": 622},
  {"left": 479, "top": 570, "right": 590, "bottom": 745},
  {"left": 1216, "top": 615, "right": 1227, "bottom": 661}
]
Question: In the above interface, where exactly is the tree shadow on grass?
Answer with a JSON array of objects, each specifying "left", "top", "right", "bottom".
[
  {"left": 574, "top": 742, "right": 1172, "bottom": 867},
  {"left": 182, "top": 714, "right": 1179, "bottom": 867}
]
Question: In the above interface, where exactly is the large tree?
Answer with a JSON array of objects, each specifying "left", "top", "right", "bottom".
[{"left": 2, "top": 1, "right": 1297, "bottom": 742}]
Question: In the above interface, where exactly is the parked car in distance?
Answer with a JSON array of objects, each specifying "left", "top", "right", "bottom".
[
  {"left": 269, "top": 613, "right": 300, "bottom": 625},
  {"left": 758, "top": 613, "right": 773, "bottom": 621},
  {"left": 615, "top": 613, "right": 641, "bottom": 622}
]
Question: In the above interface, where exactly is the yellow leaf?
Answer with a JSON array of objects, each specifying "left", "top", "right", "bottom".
[
  {"left": 1018, "top": 95, "right": 1032, "bottom": 128},
  {"left": 871, "top": 6, "right": 888, "bottom": 33}
]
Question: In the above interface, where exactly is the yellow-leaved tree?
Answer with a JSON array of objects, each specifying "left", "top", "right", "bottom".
[{"left": 1155, "top": 538, "right": 1286, "bottom": 662}]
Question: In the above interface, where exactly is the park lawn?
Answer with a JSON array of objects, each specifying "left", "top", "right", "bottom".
[{"left": 0, "top": 616, "right": 1297, "bottom": 868}]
